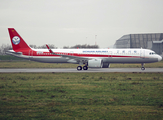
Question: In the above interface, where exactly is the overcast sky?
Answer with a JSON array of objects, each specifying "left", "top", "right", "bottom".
[{"left": 0, "top": 0, "right": 163, "bottom": 48}]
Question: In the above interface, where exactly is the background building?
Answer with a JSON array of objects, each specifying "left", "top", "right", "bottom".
[{"left": 114, "top": 33, "right": 163, "bottom": 55}]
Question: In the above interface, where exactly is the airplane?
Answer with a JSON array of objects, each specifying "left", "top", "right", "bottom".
[{"left": 6, "top": 28, "right": 162, "bottom": 71}]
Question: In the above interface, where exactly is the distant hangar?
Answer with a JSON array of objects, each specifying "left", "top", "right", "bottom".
[{"left": 114, "top": 33, "right": 163, "bottom": 55}]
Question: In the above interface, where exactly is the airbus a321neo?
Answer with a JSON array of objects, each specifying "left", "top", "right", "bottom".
[{"left": 6, "top": 28, "right": 162, "bottom": 71}]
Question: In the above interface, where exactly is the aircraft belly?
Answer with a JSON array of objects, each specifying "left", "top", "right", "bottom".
[{"left": 107, "top": 57, "right": 158, "bottom": 63}]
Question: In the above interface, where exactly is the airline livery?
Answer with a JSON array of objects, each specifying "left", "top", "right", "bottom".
[{"left": 6, "top": 28, "right": 162, "bottom": 71}]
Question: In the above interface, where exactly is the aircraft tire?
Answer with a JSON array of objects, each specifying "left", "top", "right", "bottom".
[
  {"left": 141, "top": 67, "right": 145, "bottom": 70},
  {"left": 83, "top": 66, "right": 88, "bottom": 70},
  {"left": 77, "top": 66, "right": 82, "bottom": 71}
]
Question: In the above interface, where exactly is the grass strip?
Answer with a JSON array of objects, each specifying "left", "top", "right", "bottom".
[{"left": 0, "top": 72, "right": 163, "bottom": 119}]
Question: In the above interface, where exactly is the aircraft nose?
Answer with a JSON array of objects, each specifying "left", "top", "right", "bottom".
[{"left": 158, "top": 55, "right": 162, "bottom": 62}]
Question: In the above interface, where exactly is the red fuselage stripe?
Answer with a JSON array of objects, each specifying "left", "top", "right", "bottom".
[{"left": 22, "top": 50, "right": 141, "bottom": 58}]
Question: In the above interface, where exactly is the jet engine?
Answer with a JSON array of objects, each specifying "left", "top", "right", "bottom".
[
  {"left": 88, "top": 59, "right": 103, "bottom": 68},
  {"left": 102, "top": 62, "right": 110, "bottom": 68}
]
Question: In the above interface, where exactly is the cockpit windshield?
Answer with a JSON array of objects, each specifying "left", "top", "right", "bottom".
[{"left": 149, "top": 52, "right": 156, "bottom": 55}]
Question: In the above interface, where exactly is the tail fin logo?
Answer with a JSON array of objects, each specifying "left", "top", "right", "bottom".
[{"left": 12, "top": 36, "right": 20, "bottom": 45}]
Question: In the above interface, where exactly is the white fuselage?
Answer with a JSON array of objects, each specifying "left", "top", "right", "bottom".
[{"left": 7, "top": 48, "right": 162, "bottom": 64}]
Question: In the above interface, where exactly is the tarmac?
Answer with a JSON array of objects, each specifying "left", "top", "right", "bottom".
[{"left": 0, "top": 68, "right": 163, "bottom": 73}]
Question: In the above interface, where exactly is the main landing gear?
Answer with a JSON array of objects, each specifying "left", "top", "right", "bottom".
[
  {"left": 77, "top": 66, "right": 88, "bottom": 71},
  {"left": 141, "top": 63, "right": 145, "bottom": 70}
]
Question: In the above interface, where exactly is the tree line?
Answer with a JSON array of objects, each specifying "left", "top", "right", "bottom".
[
  {"left": 63, "top": 44, "right": 99, "bottom": 49},
  {"left": 0, "top": 44, "right": 99, "bottom": 55}
]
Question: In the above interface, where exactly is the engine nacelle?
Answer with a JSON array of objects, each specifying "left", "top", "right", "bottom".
[
  {"left": 88, "top": 59, "right": 103, "bottom": 68},
  {"left": 102, "top": 63, "right": 110, "bottom": 68}
]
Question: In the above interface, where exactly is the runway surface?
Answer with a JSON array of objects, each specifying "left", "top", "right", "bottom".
[{"left": 0, "top": 68, "right": 163, "bottom": 73}]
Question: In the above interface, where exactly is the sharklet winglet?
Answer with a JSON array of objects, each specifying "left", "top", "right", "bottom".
[{"left": 46, "top": 44, "right": 55, "bottom": 54}]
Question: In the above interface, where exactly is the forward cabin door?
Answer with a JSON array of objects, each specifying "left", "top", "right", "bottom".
[{"left": 140, "top": 49, "right": 145, "bottom": 58}]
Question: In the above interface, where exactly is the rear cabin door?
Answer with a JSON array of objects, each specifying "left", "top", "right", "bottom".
[
  {"left": 29, "top": 50, "right": 33, "bottom": 58},
  {"left": 70, "top": 51, "right": 74, "bottom": 56}
]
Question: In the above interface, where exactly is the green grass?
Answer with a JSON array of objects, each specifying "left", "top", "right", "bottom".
[
  {"left": 0, "top": 73, "right": 163, "bottom": 119},
  {"left": 0, "top": 60, "right": 163, "bottom": 68},
  {"left": 0, "top": 55, "right": 24, "bottom": 60}
]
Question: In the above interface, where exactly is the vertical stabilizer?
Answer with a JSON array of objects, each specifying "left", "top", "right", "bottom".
[{"left": 8, "top": 28, "right": 31, "bottom": 51}]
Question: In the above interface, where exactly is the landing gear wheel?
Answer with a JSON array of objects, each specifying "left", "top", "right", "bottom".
[
  {"left": 141, "top": 67, "right": 145, "bottom": 70},
  {"left": 141, "top": 63, "right": 145, "bottom": 70},
  {"left": 77, "top": 66, "right": 82, "bottom": 71},
  {"left": 83, "top": 66, "right": 88, "bottom": 70}
]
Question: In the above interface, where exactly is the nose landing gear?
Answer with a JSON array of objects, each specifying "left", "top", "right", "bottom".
[{"left": 141, "top": 63, "right": 145, "bottom": 70}]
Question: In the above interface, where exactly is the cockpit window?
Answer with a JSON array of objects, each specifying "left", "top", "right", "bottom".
[{"left": 149, "top": 52, "right": 156, "bottom": 55}]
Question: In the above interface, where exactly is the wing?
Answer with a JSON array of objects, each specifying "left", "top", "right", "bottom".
[{"left": 46, "top": 44, "right": 91, "bottom": 63}]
